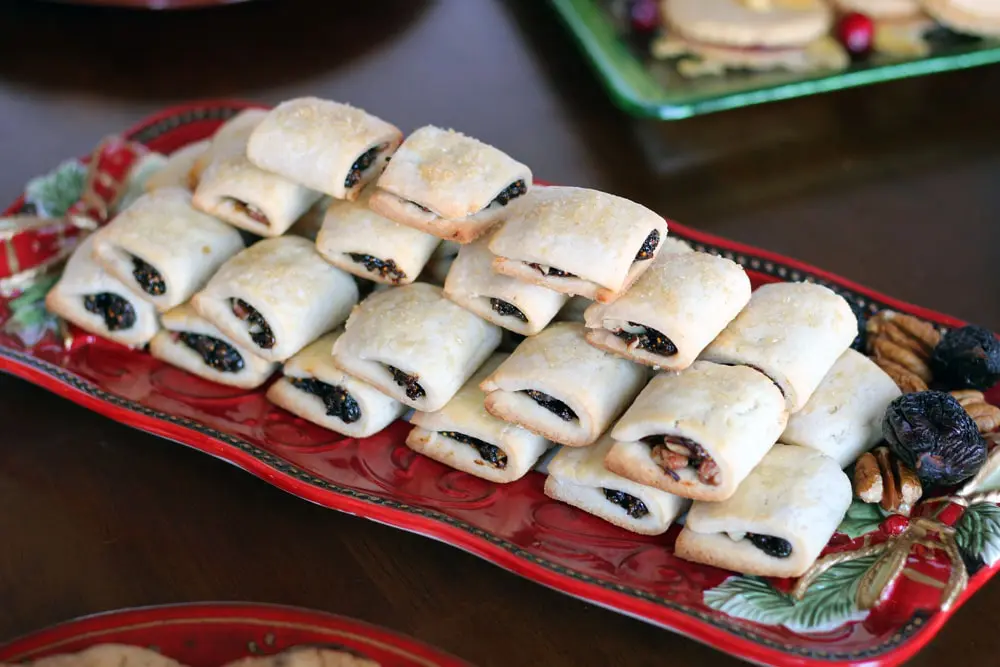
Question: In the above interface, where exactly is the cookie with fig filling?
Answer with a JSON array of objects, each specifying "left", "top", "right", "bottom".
[
  {"left": 922, "top": 0, "right": 1000, "bottom": 37},
  {"left": 45, "top": 234, "right": 160, "bottom": 349},
  {"left": 479, "top": 322, "right": 648, "bottom": 448},
  {"left": 192, "top": 236, "right": 358, "bottom": 362},
  {"left": 144, "top": 140, "right": 210, "bottom": 192},
  {"left": 489, "top": 186, "right": 668, "bottom": 304},
  {"left": 247, "top": 97, "right": 402, "bottom": 201},
  {"left": 545, "top": 433, "right": 690, "bottom": 535},
  {"left": 221, "top": 646, "right": 380, "bottom": 667},
  {"left": 190, "top": 108, "right": 268, "bottom": 187},
  {"left": 332, "top": 283, "right": 501, "bottom": 412},
  {"left": 443, "top": 236, "right": 568, "bottom": 336},
  {"left": 268, "top": 330, "right": 406, "bottom": 438},
  {"left": 700, "top": 281, "right": 857, "bottom": 412},
  {"left": 316, "top": 187, "right": 440, "bottom": 286},
  {"left": 675, "top": 444, "right": 852, "bottom": 578},
  {"left": 27, "top": 644, "right": 189, "bottom": 667},
  {"left": 369, "top": 125, "right": 532, "bottom": 243},
  {"left": 607, "top": 361, "right": 788, "bottom": 502},
  {"left": 150, "top": 303, "right": 278, "bottom": 390},
  {"left": 655, "top": 0, "right": 848, "bottom": 76},
  {"left": 407, "top": 353, "right": 553, "bottom": 483},
  {"left": 91, "top": 188, "right": 244, "bottom": 312},
  {"left": 584, "top": 249, "right": 750, "bottom": 370}
]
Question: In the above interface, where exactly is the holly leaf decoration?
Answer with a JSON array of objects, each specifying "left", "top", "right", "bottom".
[
  {"left": 704, "top": 554, "right": 877, "bottom": 632},
  {"left": 24, "top": 159, "right": 87, "bottom": 218},
  {"left": 955, "top": 502, "right": 1000, "bottom": 569},
  {"left": 3, "top": 274, "right": 60, "bottom": 347},
  {"left": 838, "top": 499, "right": 888, "bottom": 539}
]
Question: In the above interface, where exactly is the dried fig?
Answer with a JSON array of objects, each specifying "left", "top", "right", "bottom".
[
  {"left": 883, "top": 391, "right": 987, "bottom": 487},
  {"left": 931, "top": 325, "right": 1000, "bottom": 391}
]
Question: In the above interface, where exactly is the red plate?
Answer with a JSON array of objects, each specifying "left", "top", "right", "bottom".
[
  {"left": 1, "top": 102, "right": 995, "bottom": 667},
  {"left": 0, "top": 602, "right": 471, "bottom": 666}
]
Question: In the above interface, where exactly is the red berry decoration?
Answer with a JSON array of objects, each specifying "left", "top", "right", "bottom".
[
  {"left": 837, "top": 12, "right": 875, "bottom": 58},
  {"left": 630, "top": 0, "right": 661, "bottom": 33},
  {"left": 881, "top": 514, "right": 910, "bottom": 537}
]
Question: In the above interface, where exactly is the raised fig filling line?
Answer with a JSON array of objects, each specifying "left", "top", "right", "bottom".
[
  {"left": 521, "top": 389, "right": 578, "bottom": 422},
  {"left": 603, "top": 488, "right": 649, "bottom": 519},
  {"left": 645, "top": 434, "right": 720, "bottom": 486},
  {"left": 405, "top": 179, "right": 528, "bottom": 217},
  {"left": 231, "top": 298, "right": 275, "bottom": 349},
  {"left": 344, "top": 143, "right": 388, "bottom": 189},
  {"left": 84, "top": 292, "right": 136, "bottom": 331},
  {"left": 385, "top": 364, "right": 426, "bottom": 401},
  {"left": 290, "top": 377, "right": 362, "bottom": 424},
  {"left": 523, "top": 229, "right": 661, "bottom": 281},
  {"left": 720, "top": 362, "right": 786, "bottom": 397},
  {"left": 175, "top": 332, "right": 245, "bottom": 373},
  {"left": 489, "top": 298, "right": 528, "bottom": 323},
  {"left": 347, "top": 253, "right": 406, "bottom": 284},
  {"left": 612, "top": 321, "right": 678, "bottom": 357},
  {"left": 131, "top": 256, "right": 166, "bottom": 296},
  {"left": 224, "top": 197, "right": 270, "bottom": 226},
  {"left": 439, "top": 431, "right": 508, "bottom": 469}
]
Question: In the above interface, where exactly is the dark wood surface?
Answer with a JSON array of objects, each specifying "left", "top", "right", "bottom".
[{"left": 1, "top": 1, "right": 999, "bottom": 665}]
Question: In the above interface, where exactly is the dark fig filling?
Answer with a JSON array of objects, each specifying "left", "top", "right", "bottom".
[
  {"left": 347, "top": 253, "right": 406, "bottom": 284},
  {"left": 290, "top": 377, "right": 361, "bottom": 424},
  {"left": 527, "top": 262, "right": 576, "bottom": 278},
  {"left": 344, "top": 143, "right": 387, "bottom": 189},
  {"left": 488, "top": 180, "right": 528, "bottom": 209},
  {"left": 634, "top": 229, "right": 660, "bottom": 261},
  {"left": 613, "top": 322, "right": 678, "bottom": 357},
  {"left": 522, "top": 389, "right": 578, "bottom": 422},
  {"left": 439, "top": 431, "right": 508, "bottom": 469},
  {"left": 131, "top": 256, "right": 166, "bottom": 296},
  {"left": 176, "top": 332, "right": 244, "bottom": 373},
  {"left": 747, "top": 533, "right": 793, "bottom": 559},
  {"left": 603, "top": 488, "right": 649, "bottom": 519},
  {"left": 231, "top": 298, "right": 275, "bottom": 349},
  {"left": 83, "top": 293, "right": 136, "bottom": 331},
  {"left": 407, "top": 200, "right": 433, "bottom": 213},
  {"left": 489, "top": 298, "right": 528, "bottom": 323},
  {"left": 645, "top": 434, "right": 720, "bottom": 486},
  {"left": 225, "top": 197, "right": 269, "bottom": 226},
  {"left": 385, "top": 364, "right": 426, "bottom": 401}
]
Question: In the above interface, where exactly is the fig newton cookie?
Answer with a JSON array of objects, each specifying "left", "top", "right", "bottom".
[
  {"left": 922, "top": 0, "right": 1000, "bottom": 37},
  {"left": 655, "top": 0, "right": 848, "bottom": 76}
]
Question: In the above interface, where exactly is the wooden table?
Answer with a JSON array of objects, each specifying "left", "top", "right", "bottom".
[{"left": 1, "top": 1, "right": 998, "bottom": 665}]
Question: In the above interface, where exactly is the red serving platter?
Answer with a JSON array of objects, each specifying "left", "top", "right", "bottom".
[
  {"left": 1, "top": 102, "right": 995, "bottom": 667},
  {"left": 0, "top": 602, "right": 471, "bottom": 666}
]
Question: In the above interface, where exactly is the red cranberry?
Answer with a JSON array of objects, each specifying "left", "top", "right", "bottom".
[
  {"left": 630, "top": 0, "right": 660, "bottom": 33},
  {"left": 837, "top": 12, "right": 875, "bottom": 57},
  {"left": 881, "top": 514, "right": 910, "bottom": 537}
]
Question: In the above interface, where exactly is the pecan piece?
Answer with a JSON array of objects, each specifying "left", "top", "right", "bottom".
[
  {"left": 950, "top": 389, "right": 1000, "bottom": 434},
  {"left": 874, "top": 358, "right": 929, "bottom": 393},
  {"left": 854, "top": 446, "right": 923, "bottom": 516},
  {"left": 867, "top": 310, "right": 939, "bottom": 392}
]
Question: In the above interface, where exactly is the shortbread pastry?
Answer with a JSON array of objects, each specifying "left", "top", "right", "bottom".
[
  {"left": 332, "top": 283, "right": 501, "bottom": 411},
  {"left": 190, "top": 108, "right": 268, "bottom": 185},
  {"left": 479, "top": 322, "right": 648, "bottom": 448},
  {"left": 443, "top": 236, "right": 568, "bottom": 336},
  {"left": 192, "top": 236, "right": 359, "bottom": 362},
  {"left": 267, "top": 331, "right": 407, "bottom": 438},
  {"left": 699, "top": 281, "right": 857, "bottom": 412},
  {"left": 407, "top": 353, "right": 552, "bottom": 483},
  {"left": 29, "top": 644, "right": 189, "bottom": 667},
  {"left": 150, "top": 303, "right": 278, "bottom": 389},
  {"left": 675, "top": 444, "right": 852, "bottom": 578},
  {"left": 607, "top": 361, "right": 788, "bottom": 501},
  {"left": 247, "top": 97, "right": 402, "bottom": 201},
  {"left": 369, "top": 125, "right": 532, "bottom": 243},
  {"left": 922, "top": 0, "right": 1000, "bottom": 37},
  {"left": 489, "top": 186, "right": 668, "bottom": 303},
  {"left": 585, "top": 251, "right": 750, "bottom": 370},
  {"left": 45, "top": 234, "right": 159, "bottom": 348},
  {"left": 144, "top": 140, "right": 210, "bottom": 192},
  {"left": 221, "top": 646, "right": 379, "bottom": 667},
  {"left": 91, "top": 188, "right": 244, "bottom": 312},
  {"left": 316, "top": 188, "right": 440, "bottom": 285},
  {"left": 545, "top": 433, "right": 690, "bottom": 535},
  {"left": 782, "top": 349, "right": 902, "bottom": 467}
]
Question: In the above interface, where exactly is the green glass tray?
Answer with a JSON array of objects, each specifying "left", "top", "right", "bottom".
[{"left": 549, "top": 0, "right": 1000, "bottom": 119}]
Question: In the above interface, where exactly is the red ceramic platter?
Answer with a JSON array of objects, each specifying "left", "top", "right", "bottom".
[
  {"left": 0, "top": 602, "right": 471, "bottom": 666},
  {"left": 2, "top": 102, "right": 998, "bottom": 667}
]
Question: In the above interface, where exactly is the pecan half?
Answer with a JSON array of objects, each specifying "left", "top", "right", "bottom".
[
  {"left": 867, "top": 310, "right": 939, "bottom": 392},
  {"left": 854, "top": 446, "right": 923, "bottom": 516},
  {"left": 950, "top": 389, "right": 1000, "bottom": 434}
]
